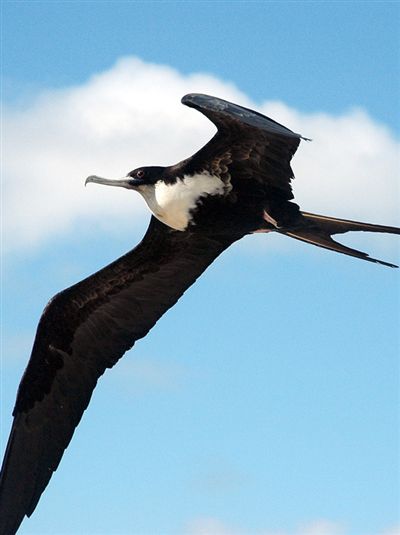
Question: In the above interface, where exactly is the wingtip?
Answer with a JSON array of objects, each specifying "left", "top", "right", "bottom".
[
  {"left": 181, "top": 93, "right": 208, "bottom": 107},
  {"left": 376, "top": 260, "right": 399, "bottom": 269},
  {"left": 181, "top": 93, "right": 193, "bottom": 102}
]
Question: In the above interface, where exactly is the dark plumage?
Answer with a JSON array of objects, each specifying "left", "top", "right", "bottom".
[{"left": 0, "top": 94, "right": 399, "bottom": 535}]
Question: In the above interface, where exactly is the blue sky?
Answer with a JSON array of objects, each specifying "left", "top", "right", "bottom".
[{"left": 2, "top": 2, "right": 399, "bottom": 535}]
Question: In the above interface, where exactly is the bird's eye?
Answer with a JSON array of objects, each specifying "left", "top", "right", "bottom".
[{"left": 137, "top": 170, "right": 145, "bottom": 179}]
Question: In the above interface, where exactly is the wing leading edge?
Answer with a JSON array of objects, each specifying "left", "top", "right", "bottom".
[{"left": 182, "top": 93, "right": 305, "bottom": 139}]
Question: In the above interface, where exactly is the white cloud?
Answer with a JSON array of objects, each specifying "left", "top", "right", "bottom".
[
  {"left": 379, "top": 527, "right": 400, "bottom": 535},
  {"left": 296, "top": 520, "right": 345, "bottom": 535},
  {"left": 3, "top": 56, "right": 399, "bottom": 254},
  {"left": 185, "top": 517, "right": 345, "bottom": 535},
  {"left": 185, "top": 518, "right": 399, "bottom": 535},
  {"left": 263, "top": 104, "right": 400, "bottom": 224},
  {"left": 186, "top": 517, "right": 239, "bottom": 535}
]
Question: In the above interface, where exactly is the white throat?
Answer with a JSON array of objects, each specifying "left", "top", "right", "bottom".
[{"left": 138, "top": 172, "right": 228, "bottom": 230}]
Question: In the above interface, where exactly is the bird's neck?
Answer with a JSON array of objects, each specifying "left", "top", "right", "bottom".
[{"left": 138, "top": 172, "right": 229, "bottom": 231}]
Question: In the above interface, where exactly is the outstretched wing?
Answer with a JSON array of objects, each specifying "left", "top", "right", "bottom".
[
  {"left": 0, "top": 217, "right": 242, "bottom": 535},
  {"left": 179, "top": 93, "right": 307, "bottom": 200}
]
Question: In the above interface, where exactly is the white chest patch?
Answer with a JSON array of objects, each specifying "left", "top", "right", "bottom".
[{"left": 138, "top": 172, "right": 229, "bottom": 230}]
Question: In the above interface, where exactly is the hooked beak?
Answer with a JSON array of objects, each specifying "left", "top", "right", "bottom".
[{"left": 85, "top": 175, "right": 144, "bottom": 189}]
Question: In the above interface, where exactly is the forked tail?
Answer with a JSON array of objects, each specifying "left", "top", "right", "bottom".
[{"left": 280, "top": 212, "right": 400, "bottom": 268}]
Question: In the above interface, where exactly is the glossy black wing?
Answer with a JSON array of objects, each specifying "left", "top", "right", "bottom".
[
  {"left": 0, "top": 217, "right": 242, "bottom": 535},
  {"left": 180, "top": 93, "right": 307, "bottom": 200}
]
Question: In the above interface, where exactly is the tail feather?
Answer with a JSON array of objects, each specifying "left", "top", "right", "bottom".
[
  {"left": 301, "top": 212, "right": 400, "bottom": 236},
  {"left": 280, "top": 211, "right": 400, "bottom": 268}
]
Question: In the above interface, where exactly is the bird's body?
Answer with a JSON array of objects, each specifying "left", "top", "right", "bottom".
[{"left": 1, "top": 94, "right": 399, "bottom": 535}]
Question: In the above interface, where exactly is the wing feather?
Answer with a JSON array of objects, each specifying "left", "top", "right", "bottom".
[
  {"left": 179, "top": 93, "right": 306, "bottom": 200},
  {"left": 0, "top": 217, "right": 241, "bottom": 535}
]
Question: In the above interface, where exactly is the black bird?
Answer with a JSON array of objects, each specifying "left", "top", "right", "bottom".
[{"left": 0, "top": 94, "right": 399, "bottom": 535}]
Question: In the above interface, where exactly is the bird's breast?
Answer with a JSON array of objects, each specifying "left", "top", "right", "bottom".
[{"left": 139, "top": 172, "right": 229, "bottom": 231}]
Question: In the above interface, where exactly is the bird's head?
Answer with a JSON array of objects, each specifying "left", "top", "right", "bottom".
[{"left": 85, "top": 166, "right": 167, "bottom": 190}]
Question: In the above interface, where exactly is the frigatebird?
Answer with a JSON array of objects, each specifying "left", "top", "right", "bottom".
[{"left": 0, "top": 94, "right": 399, "bottom": 535}]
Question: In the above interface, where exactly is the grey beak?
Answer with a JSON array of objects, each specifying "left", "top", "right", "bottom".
[{"left": 85, "top": 175, "right": 135, "bottom": 189}]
